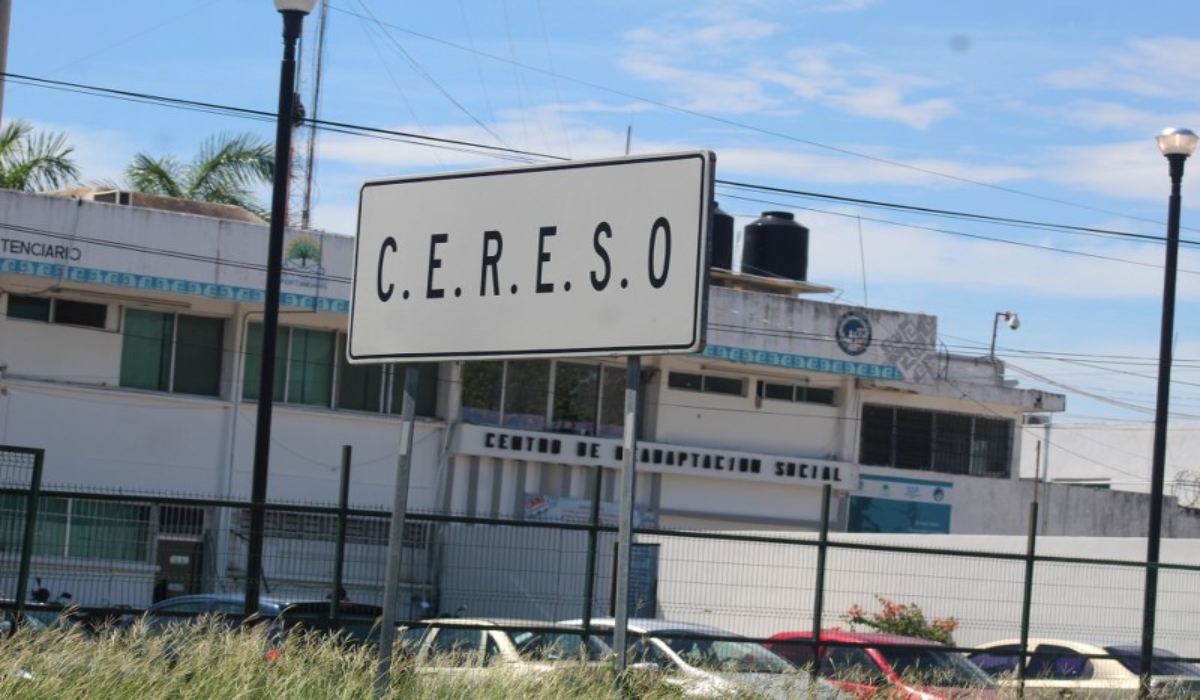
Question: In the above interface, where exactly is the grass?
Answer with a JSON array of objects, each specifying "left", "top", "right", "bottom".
[
  {"left": 5, "top": 618, "right": 1151, "bottom": 699},
  {"left": 0, "top": 618, "right": 694, "bottom": 700}
]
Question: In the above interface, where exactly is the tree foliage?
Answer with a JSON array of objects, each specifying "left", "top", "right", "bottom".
[
  {"left": 844, "top": 596, "right": 958, "bottom": 645},
  {"left": 120, "top": 132, "right": 274, "bottom": 218},
  {"left": 0, "top": 120, "right": 80, "bottom": 192}
]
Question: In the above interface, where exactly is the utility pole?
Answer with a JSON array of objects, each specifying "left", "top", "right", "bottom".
[{"left": 0, "top": 0, "right": 12, "bottom": 126}]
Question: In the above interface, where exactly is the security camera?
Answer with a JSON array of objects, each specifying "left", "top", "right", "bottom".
[{"left": 1006, "top": 312, "right": 1020, "bottom": 330}]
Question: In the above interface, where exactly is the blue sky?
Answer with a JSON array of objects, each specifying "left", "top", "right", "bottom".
[{"left": 8, "top": 0, "right": 1200, "bottom": 425}]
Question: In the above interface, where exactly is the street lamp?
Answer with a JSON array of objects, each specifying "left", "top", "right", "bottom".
[
  {"left": 1139, "top": 126, "right": 1198, "bottom": 699},
  {"left": 245, "top": 0, "right": 318, "bottom": 617},
  {"left": 989, "top": 310, "right": 1019, "bottom": 362}
]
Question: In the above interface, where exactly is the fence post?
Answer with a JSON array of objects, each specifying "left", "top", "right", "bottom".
[
  {"left": 1017, "top": 500, "right": 1039, "bottom": 698},
  {"left": 330, "top": 444, "right": 352, "bottom": 623},
  {"left": 581, "top": 465, "right": 602, "bottom": 631},
  {"left": 15, "top": 447, "right": 45, "bottom": 621},
  {"left": 809, "top": 484, "right": 831, "bottom": 685}
]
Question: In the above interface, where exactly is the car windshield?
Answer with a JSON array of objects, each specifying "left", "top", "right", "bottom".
[
  {"left": 656, "top": 632, "right": 793, "bottom": 673},
  {"left": 1106, "top": 646, "right": 1200, "bottom": 678},
  {"left": 510, "top": 629, "right": 611, "bottom": 661},
  {"left": 876, "top": 646, "right": 996, "bottom": 688}
]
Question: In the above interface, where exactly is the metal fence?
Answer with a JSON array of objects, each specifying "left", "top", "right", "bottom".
[{"left": 2, "top": 444, "right": 1198, "bottom": 670}]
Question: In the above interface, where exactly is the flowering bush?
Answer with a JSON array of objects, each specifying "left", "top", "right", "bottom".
[{"left": 843, "top": 596, "right": 958, "bottom": 645}]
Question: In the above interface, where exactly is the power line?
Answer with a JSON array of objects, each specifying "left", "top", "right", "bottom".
[
  {"left": 324, "top": 5, "right": 1173, "bottom": 229},
  {"left": 11, "top": 71, "right": 1194, "bottom": 248}
]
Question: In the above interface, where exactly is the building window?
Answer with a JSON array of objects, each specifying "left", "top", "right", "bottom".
[
  {"left": 239, "top": 509, "right": 427, "bottom": 549},
  {"left": 120, "top": 309, "right": 224, "bottom": 396},
  {"left": 7, "top": 294, "right": 107, "bottom": 329},
  {"left": 0, "top": 495, "right": 151, "bottom": 562},
  {"left": 243, "top": 323, "right": 335, "bottom": 406},
  {"left": 461, "top": 360, "right": 625, "bottom": 437},
  {"left": 243, "top": 327, "right": 439, "bottom": 416},
  {"left": 667, "top": 371, "right": 745, "bottom": 396},
  {"left": 756, "top": 380, "right": 836, "bottom": 406},
  {"left": 335, "top": 336, "right": 439, "bottom": 417},
  {"left": 383, "top": 362, "right": 439, "bottom": 417},
  {"left": 860, "top": 404, "right": 1013, "bottom": 478}
]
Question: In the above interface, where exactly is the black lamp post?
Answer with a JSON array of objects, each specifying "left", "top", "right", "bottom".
[
  {"left": 245, "top": 0, "right": 318, "bottom": 617},
  {"left": 1138, "top": 126, "right": 1197, "bottom": 698}
]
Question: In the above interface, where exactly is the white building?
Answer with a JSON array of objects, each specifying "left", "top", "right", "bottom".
[
  {"left": 8, "top": 186, "right": 1187, "bottom": 610},
  {"left": 1020, "top": 419, "right": 1200, "bottom": 505}
]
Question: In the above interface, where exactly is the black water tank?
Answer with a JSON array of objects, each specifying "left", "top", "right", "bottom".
[
  {"left": 711, "top": 202, "right": 735, "bottom": 271},
  {"left": 742, "top": 210, "right": 808, "bottom": 281}
]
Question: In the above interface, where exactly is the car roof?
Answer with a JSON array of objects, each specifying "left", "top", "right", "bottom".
[
  {"left": 411, "top": 617, "right": 589, "bottom": 629},
  {"left": 771, "top": 630, "right": 942, "bottom": 647},
  {"left": 977, "top": 638, "right": 1110, "bottom": 655},
  {"left": 977, "top": 638, "right": 1180, "bottom": 656},
  {"left": 561, "top": 617, "right": 741, "bottom": 636},
  {"left": 148, "top": 594, "right": 380, "bottom": 616}
]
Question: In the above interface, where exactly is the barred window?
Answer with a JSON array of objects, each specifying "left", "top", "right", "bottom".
[
  {"left": 239, "top": 510, "right": 428, "bottom": 549},
  {"left": 859, "top": 404, "right": 1013, "bottom": 478}
]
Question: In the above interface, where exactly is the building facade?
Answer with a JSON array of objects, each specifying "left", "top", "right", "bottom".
[{"left": 0, "top": 188, "right": 1091, "bottom": 608}]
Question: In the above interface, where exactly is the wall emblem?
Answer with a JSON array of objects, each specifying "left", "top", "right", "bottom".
[
  {"left": 284, "top": 236, "right": 324, "bottom": 272},
  {"left": 836, "top": 310, "right": 872, "bottom": 356}
]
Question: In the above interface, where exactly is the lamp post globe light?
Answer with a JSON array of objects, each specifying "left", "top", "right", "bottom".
[
  {"left": 1138, "top": 127, "right": 1198, "bottom": 699},
  {"left": 245, "top": 0, "right": 319, "bottom": 617}
]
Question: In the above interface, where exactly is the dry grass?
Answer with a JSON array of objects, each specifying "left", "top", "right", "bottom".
[{"left": 0, "top": 618, "right": 689, "bottom": 700}]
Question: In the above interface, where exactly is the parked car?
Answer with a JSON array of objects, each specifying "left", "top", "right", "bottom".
[
  {"left": 127, "top": 593, "right": 385, "bottom": 646},
  {"left": 398, "top": 617, "right": 612, "bottom": 679},
  {"left": 559, "top": 617, "right": 851, "bottom": 699},
  {"left": 967, "top": 638, "right": 1200, "bottom": 698},
  {"left": 766, "top": 630, "right": 996, "bottom": 699}
]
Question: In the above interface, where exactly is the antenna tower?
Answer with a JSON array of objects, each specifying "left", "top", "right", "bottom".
[{"left": 288, "top": 0, "right": 329, "bottom": 230}]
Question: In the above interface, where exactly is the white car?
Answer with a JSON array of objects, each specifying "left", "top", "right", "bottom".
[
  {"left": 559, "top": 617, "right": 851, "bottom": 699},
  {"left": 968, "top": 637, "right": 1200, "bottom": 698},
  {"left": 398, "top": 617, "right": 611, "bottom": 677}
]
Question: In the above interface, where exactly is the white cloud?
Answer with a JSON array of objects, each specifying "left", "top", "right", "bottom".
[
  {"left": 616, "top": 6, "right": 957, "bottom": 130},
  {"left": 1042, "top": 37, "right": 1200, "bottom": 98}
]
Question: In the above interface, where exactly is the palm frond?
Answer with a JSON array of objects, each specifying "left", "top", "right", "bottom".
[
  {"left": 0, "top": 120, "right": 80, "bottom": 192},
  {"left": 124, "top": 154, "right": 185, "bottom": 198}
]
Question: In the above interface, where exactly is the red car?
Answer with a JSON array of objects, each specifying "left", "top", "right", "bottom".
[{"left": 766, "top": 630, "right": 996, "bottom": 700}]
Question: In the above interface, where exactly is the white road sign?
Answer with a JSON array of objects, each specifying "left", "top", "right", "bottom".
[{"left": 348, "top": 151, "right": 714, "bottom": 363}]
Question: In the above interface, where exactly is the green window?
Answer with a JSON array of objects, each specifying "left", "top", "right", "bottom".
[
  {"left": 7, "top": 295, "right": 51, "bottom": 321},
  {"left": 244, "top": 323, "right": 334, "bottom": 407},
  {"left": 339, "top": 360, "right": 385, "bottom": 412},
  {"left": 246, "top": 326, "right": 439, "bottom": 416},
  {"left": 120, "top": 309, "right": 224, "bottom": 396},
  {"left": 387, "top": 363, "right": 439, "bottom": 418},
  {"left": 0, "top": 495, "right": 150, "bottom": 562}
]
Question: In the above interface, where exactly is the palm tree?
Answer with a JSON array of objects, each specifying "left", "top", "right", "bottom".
[
  {"left": 0, "top": 120, "right": 80, "bottom": 191},
  {"left": 121, "top": 132, "right": 274, "bottom": 219}
]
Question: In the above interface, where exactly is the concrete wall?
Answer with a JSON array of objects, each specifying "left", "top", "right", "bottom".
[{"left": 438, "top": 526, "right": 1200, "bottom": 657}]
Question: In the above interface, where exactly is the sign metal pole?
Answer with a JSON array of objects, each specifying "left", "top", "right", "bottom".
[
  {"left": 611, "top": 355, "right": 641, "bottom": 677},
  {"left": 375, "top": 366, "right": 418, "bottom": 697}
]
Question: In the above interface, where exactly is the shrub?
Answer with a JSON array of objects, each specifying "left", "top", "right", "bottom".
[{"left": 843, "top": 596, "right": 958, "bottom": 645}]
